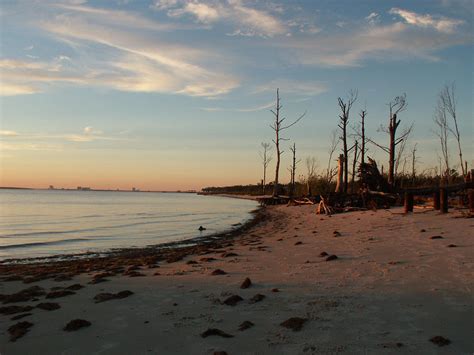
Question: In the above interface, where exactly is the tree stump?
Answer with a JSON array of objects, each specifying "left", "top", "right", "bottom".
[
  {"left": 440, "top": 188, "right": 448, "bottom": 213},
  {"left": 404, "top": 192, "right": 414, "bottom": 213}
]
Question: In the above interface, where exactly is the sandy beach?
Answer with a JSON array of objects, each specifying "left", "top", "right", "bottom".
[{"left": 0, "top": 205, "right": 473, "bottom": 354}]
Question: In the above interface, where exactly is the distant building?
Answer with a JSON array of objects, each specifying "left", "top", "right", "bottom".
[
  {"left": 132, "top": 187, "right": 140, "bottom": 192},
  {"left": 49, "top": 185, "right": 54, "bottom": 190},
  {"left": 77, "top": 186, "right": 91, "bottom": 191}
]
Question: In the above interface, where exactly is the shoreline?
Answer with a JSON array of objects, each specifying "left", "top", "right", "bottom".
[
  {"left": 0, "top": 194, "right": 261, "bottom": 266},
  {"left": 0, "top": 206, "right": 266, "bottom": 271},
  {"left": 1, "top": 205, "right": 472, "bottom": 354}
]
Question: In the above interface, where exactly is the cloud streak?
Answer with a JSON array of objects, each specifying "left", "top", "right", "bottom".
[{"left": 152, "top": 0, "right": 287, "bottom": 37}]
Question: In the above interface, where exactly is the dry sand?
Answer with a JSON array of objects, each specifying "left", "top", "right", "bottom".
[{"left": 0, "top": 205, "right": 473, "bottom": 354}]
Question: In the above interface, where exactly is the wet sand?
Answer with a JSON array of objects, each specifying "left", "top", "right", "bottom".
[{"left": 0, "top": 205, "right": 473, "bottom": 354}]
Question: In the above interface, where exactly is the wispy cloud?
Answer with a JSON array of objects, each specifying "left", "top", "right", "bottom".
[
  {"left": 201, "top": 100, "right": 275, "bottom": 112},
  {"left": 0, "top": 3, "right": 239, "bottom": 97},
  {"left": 253, "top": 80, "right": 328, "bottom": 97},
  {"left": 152, "top": 0, "right": 288, "bottom": 37},
  {"left": 0, "top": 130, "right": 20, "bottom": 137},
  {"left": 389, "top": 8, "right": 464, "bottom": 33},
  {"left": 281, "top": 15, "right": 470, "bottom": 67}
]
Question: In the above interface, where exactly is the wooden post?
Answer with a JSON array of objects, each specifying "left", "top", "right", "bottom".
[
  {"left": 433, "top": 190, "right": 440, "bottom": 210},
  {"left": 404, "top": 192, "right": 414, "bottom": 213},
  {"left": 335, "top": 154, "right": 344, "bottom": 193},
  {"left": 440, "top": 187, "right": 448, "bottom": 213},
  {"left": 468, "top": 189, "right": 474, "bottom": 213}
]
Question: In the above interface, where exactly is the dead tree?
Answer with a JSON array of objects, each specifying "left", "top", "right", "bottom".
[
  {"left": 434, "top": 95, "right": 450, "bottom": 181},
  {"left": 394, "top": 125, "right": 412, "bottom": 177},
  {"left": 386, "top": 94, "right": 408, "bottom": 188},
  {"left": 440, "top": 83, "right": 466, "bottom": 178},
  {"left": 335, "top": 154, "right": 344, "bottom": 193},
  {"left": 351, "top": 140, "right": 359, "bottom": 193},
  {"left": 326, "top": 129, "right": 339, "bottom": 183},
  {"left": 259, "top": 142, "right": 272, "bottom": 195},
  {"left": 305, "top": 156, "right": 317, "bottom": 196},
  {"left": 411, "top": 144, "right": 418, "bottom": 184},
  {"left": 366, "top": 94, "right": 409, "bottom": 190},
  {"left": 270, "top": 88, "right": 306, "bottom": 197},
  {"left": 359, "top": 109, "right": 367, "bottom": 166},
  {"left": 337, "top": 90, "right": 358, "bottom": 193},
  {"left": 287, "top": 143, "right": 301, "bottom": 198}
]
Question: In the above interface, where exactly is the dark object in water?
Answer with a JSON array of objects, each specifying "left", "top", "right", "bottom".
[
  {"left": 201, "top": 328, "right": 233, "bottom": 338},
  {"left": 63, "top": 319, "right": 91, "bottom": 331},
  {"left": 240, "top": 277, "right": 252, "bottom": 289},
  {"left": 430, "top": 235, "right": 443, "bottom": 239},
  {"left": 430, "top": 336, "right": 451, "bottom": 346},
  {"left": 8, "top": 321, "right": 33, "bottom": 341},
  {"left": 280, "top": 317, "right": 307, "bottom": 331},
  {"left": 326, "top": 255, "right": 338, "bottom": 261},
  {"left": 319, "top": 251, "right": 329, "bottom": 257},
  {"left": 447, "top": 244, "right": 457, "bottom": 248},
  {"left": 198, "top": 226, "right": 206, "bottom": 231},
  {"left": 211, "top": 269, "right": 227, "bottom": 275}
]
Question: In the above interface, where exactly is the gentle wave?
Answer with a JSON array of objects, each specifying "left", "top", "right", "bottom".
[
  {"left": 0, "top": 238, "right": 90, "bottom": 250},
  {"left": 0, "top": 189, "right": 257, "bottom": 260}
]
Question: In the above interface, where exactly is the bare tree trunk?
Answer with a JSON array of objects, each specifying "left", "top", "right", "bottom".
[
  {"left": 337, "top": 90, "right": 357, "bottom": 194},
  {"left": 288, "top": 143, "right": 298, "bottom": 198},
  {"left": 270, "top": 89, "right": 305, "bottom": 197},
  {"left": 388, "top": 113, "right": 399, "bottom": 187},
  {"left": 360, "top": 110, "right": 366, "bottom": 166},
  {"left": 411, "top": 144, "right": 417, "bottom": 185},
  {"left": 440, "top": 83, "right": 466, "bottom": 179},
  {"left": 351, "top": 140, "right": 358, "bottom": 193},
  {"left": 260, "top": 142, "right": 272, "bottom": 195},
  {"left": 273, "top": 90, "right": 281, "bottom": 197},
  {"left": 335, "top": 154, "right": 344, "bottom": 193}
]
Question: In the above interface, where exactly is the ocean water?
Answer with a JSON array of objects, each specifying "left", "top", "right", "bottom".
[{"left": 0, "top": 189, "right": 258, "bottom": 261}]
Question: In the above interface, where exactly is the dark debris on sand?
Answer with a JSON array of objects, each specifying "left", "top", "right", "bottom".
[
  {"left": 46, "top": 290, "right": 75, "bottom": 299},
  {"left": 63, "top": 319, "right": 91, "bottom": 331},
  {"left": 11, "top": 313, "right": 32, "bottom": 321},
  {"left": 280, "top": 317, "right": 307, "bottom": 331},
  {"left": 430, "top": 336, "right": 451, "bottom": 346},
  {"left": 211, "top": 269, "right": 227, "bottom": 275},
  {"left": 201, "top": 328, "right": 234, "bottom": 338},
  {"left": 223, "top": 295, "right": 243, "bottom": 306},
  {"left": 36, "top": 302, "right": 61, "bottom": 311},
  {"left": 249, "top": 294, "right": 265, "bottom": 303},
  {"left": 94, "top": 290, "right": 134, "bottom": 303},
  {"left": 8, "top": 321, "right": 33, "bottom": 341},
  {"left": 0, "top": 305, "right": 34, "bottom": 315},
  {"left": 325, "top": 255, "right": 338, "bottom": 261},
  {"left": 1, "top": 286, "right": 45, "bottom": 304},
  {"left": 238, "top": 320, "right": 254, "bottom": 331}
]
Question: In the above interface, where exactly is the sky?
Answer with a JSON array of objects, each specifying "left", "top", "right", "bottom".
[{"left": 0, "top": 0, "right": 473, "bottom": 191}]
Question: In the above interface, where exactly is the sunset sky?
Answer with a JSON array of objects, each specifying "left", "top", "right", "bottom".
[{"left": 0, "top": 0, "right": 472, "bottom": 190}]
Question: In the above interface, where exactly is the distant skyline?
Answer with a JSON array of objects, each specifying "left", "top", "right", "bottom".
[{"left": 1, "top": 0, "right": 473, "bottom": 190}]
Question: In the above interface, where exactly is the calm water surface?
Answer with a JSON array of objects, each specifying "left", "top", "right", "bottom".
[{"left": 0, "top": 189, "right": 257, "bottom": 260}]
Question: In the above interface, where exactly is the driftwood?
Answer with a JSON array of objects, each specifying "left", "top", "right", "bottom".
[
  {"left": 316, "top": 196, "right": 334, "bottom": 215},
  {"left": 287, "top": 198, "right": 314, "bottom": 207}
]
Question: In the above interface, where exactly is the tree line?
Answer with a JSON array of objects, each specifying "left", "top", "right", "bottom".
[{"left": 203, "top": 83, "right": 468, "bottom": 197}]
